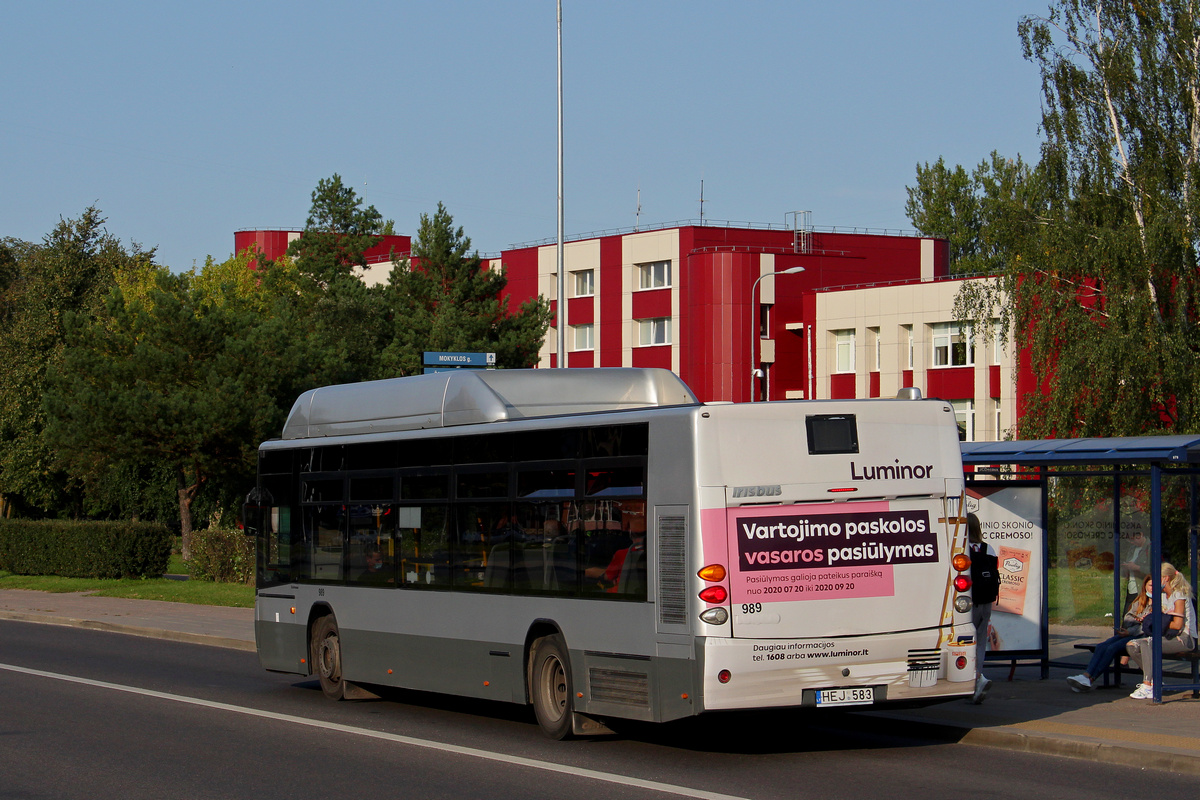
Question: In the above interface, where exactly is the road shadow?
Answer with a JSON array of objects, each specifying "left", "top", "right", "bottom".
[{"left": 292, "top": 678, "right": 967, "bottom": 755}]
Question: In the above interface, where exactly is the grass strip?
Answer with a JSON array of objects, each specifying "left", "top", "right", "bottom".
[{"left": 0, "top": 572, "right": 253, "bottom": 608}]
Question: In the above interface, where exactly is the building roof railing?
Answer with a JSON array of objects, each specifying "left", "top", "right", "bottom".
[
  {"left": 504, "top": 219, "right": 923, "bottom": 250},
  {"left": 811, "top": 270, "right": 997, "bottom": 294}
]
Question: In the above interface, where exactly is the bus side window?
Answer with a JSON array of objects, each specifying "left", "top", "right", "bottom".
[
  {"left": 466, "top": 503, "right": 516, "bottom": 591},
  {"left": 398, "top": 471, "right": 450, "bottom": 588},
  {"left": 303, "top": 505, "right": 344, "bottom": 582},
  {"left": 576, "top": 500, "right": 629, "bottom": 595},
  {"left": 579, "top": 500, "right": 646, "bottom": 599},
  {"left": 252, "top": 475, "right": 293, "bottom": 588},
  {"left": 348, "top": 504, "right": 395, "bottom": 587},
  {"left": 398, "top": 504, "right": 449, "bottom": 587},
  {"left": 513, "top": 501, "right": 574, "bottom": 594}
]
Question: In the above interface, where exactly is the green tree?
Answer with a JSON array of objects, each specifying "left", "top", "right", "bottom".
[
  {"left": 906, "top": 152, "right": 1035, "bottom": 276},
  {"left": 287, "top": 173, "right": 387, "bottom": 284},
  {"left": 44, "top": 265, "right": 303, "bottom": 557},
  {"left": 913, "top": 1, "right": 1200, "bottom": 438},
  {"left": 0, "top": 209, "right": 153, "bottom": 516},
  {"left": 261, "top": 174, "right": 389, "bottom": 388},
  {"left": 378, "top": 203, "right": 552, "bottom": 376}
]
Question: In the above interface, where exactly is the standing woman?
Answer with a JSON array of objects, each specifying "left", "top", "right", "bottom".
[{"left": 1125, "top": 563, "right": 1197, "bottom": 699}]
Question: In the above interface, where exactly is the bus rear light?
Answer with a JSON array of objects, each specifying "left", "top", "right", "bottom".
[
  {"left": 953, "top": 575, "right": 972, "bottom": 593},
  {"left": 718, "top": 669, "right": 732, "bottom": 684},
  {"left": 952, "top": 553, "right": 971, "bottom": 572},
  {"left": 699, "top": 586, "right": 728, "bottom": 604},
  {"left": 700, "top": 607, "right": 729, "bottom": 625},
  {"left": 954, "top": 596, "right": 972, "bottom": 613},
  {"left": 698, "top": 564, "right": 727, "bottom": 582},
  {"left": 955, "top": 655, "right": 968, "bottom": 671},
  {"left": 827, "top": 487, "right": 857, "bottom": 493}
]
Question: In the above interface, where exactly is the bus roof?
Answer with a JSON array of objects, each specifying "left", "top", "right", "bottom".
[{"left": 281, "top": 368, "right": 700, "bottom": 440}]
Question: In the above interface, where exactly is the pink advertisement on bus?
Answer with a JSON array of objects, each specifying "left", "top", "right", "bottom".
[{"left": 706, "top": 503, "right": 939, "bottom": 604}]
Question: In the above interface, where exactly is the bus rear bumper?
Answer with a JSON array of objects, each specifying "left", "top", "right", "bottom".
[{"left": 697, "top": 632, "right": 976, "bottom": 711}]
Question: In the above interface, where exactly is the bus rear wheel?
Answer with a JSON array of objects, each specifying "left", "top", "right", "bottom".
[
  {"left": 312, "top": 615, "right": 345, "bottom": 700},
  {"left": 530, "top": 634, "right": 574, "bottom": 739}
]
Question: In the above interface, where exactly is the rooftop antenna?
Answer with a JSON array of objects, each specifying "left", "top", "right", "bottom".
[
  {"left": 699, "top": 178, "right": 705, "bottom": 224},
  {"left": 635, "top": 185, "right": 642, "bottom": 231}
]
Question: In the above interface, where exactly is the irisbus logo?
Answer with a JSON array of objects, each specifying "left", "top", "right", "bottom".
[{"left": 732, "top": 485, "right": 782, "bottom": 498}]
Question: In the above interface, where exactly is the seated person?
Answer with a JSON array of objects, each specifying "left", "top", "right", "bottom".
[
  {"left": 1125, "top": 562, "right": 1198, "bottom": 699},
  {"left": 358, "top": 546, "right": 394, "bottom": 584},
  {"left": 597, "top": 514, "right": 646, "bottom": 594},
  {"left": 1066, "top": 573, "right": 1158, "bottom": 691}
]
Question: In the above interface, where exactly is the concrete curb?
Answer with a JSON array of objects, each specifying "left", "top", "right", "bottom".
[
  {"left": 0, "top": 610, "right": 257, "bottom": 653},
  {"left": 961, "top": 725, "right": 1200, "bottom": 775},
  {"left": 864, "top": 711, "right": 1200, "bottom": 776}
]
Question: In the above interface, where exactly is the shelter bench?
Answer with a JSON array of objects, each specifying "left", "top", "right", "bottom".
[{"left": 1073, "top": 642, "right": 1200, "bottom": 697}]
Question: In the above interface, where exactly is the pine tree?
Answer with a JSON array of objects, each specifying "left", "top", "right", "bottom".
[{"left": 378, "top": 203, "right": 552, "bottom": 377}]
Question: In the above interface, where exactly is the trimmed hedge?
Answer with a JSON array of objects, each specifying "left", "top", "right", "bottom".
[
  {"left": 0, "top": 519, "right": 172, "bottom": 579},
  {"left": 189, "top": 526, "right": 255, "bottom": 585}
]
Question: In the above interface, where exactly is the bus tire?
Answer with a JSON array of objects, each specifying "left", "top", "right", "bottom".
[
  {"left": 312, "top": 615, "right": 345, "bottom": 700},
  {"left": 530, "top": 634, "right": 574, "bottom": 740}
]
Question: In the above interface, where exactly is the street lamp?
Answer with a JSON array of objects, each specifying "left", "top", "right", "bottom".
[{"left": 748, "top": 266, "right": 806, "bottom": 402}]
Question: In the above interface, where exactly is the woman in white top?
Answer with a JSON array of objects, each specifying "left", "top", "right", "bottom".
[{"left": 1125, "top": 562, "right": 1197, "bottom": 699}]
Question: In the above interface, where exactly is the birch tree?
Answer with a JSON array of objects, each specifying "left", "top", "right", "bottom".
[{"left": 945, "top": 0, "right": 1200, "bottom": 437}]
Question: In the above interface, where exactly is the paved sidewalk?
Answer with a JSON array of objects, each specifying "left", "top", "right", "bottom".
[
  {"left": 0, "top": 588, "right": 255, "bottom": 652},
  {"left": 2, "top": 589, "right": 1198, "bottom": 774}
]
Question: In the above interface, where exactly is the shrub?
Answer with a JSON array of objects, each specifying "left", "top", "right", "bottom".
[
  {"left": 0, "top": 519, "right": 171, "bottom": 579},
  {"left": 188, "top": 511, "right": 255, "bottom": 584}
]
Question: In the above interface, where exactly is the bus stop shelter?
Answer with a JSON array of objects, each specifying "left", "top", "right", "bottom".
[{"left": 961, "top": 436, "right": 1200, "bottom": 702}]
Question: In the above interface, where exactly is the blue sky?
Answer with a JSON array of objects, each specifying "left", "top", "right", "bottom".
[{"left": 2, "top": 1, "right": 1045, "bottom": 270}]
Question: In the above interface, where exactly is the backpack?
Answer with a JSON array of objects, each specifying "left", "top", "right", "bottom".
[{"left": 970, "top": 543, "right": 1000, "bottom": 606}]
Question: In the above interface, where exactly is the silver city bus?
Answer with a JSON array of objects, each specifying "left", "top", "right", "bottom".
[{"left": 246, "top": 368, "right": 977, "bottom": 738}]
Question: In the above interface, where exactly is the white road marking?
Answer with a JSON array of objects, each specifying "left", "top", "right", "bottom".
[{"left": 0, "top": 662, "right": 749, "bottom": 800}]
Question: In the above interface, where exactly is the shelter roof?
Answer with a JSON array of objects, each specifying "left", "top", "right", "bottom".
[{"left": 961, "top": 436, "right": 1200, "bottom": 466}]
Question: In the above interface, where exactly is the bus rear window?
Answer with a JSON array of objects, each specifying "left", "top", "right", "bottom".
[{"left": 806, "top": 414, "right": 859, "bottom": 455}]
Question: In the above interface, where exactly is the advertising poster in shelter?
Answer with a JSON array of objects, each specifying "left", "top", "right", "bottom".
[
  {"left": 1054, "top": 493, "right": 1150, "bottom": 621},
  {"left": 965, "top": 485, "right": 1044, "bottom": 654}
]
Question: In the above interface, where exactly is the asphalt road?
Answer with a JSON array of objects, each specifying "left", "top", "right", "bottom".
[{"left": 0, "top": 620, "right": 1182, "bottom": 799}]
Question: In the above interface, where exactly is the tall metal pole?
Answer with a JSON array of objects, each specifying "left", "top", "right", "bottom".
[{"left": 556, "top": 0, "right": 566, "bottom": 368}]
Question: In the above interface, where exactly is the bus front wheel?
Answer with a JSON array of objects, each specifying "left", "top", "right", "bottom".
[
  {"left": 530, "top": 634, "right": 574, "bottom": 740},
  {"left": 312, "top": 615, "right": 345, "bottom": 700}
]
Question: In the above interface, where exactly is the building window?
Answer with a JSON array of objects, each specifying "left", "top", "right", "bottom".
[
  {"left": 992, "top": 319, "right": 1003, "bottom": 365},
  {"left": 637, "top": 260, "right": 672, "bottom": 290},
  {"left": 572, "top": 323, "right": 594, "bottom": 351},
  {"left": 833, "top": 329, "right": 855, "bottom": 374},
  {"left": 759, "top": 304, "right": 770, "bottom": 338},
  {"left": 903, "top": 324, "right": 914, "bottom": 369},
  {"left": 868, "top": 327, "right": 880, "bottom": 371},
  {"left": 932, "top": 322, "right": 975, "bottom": 367},
  {"left": 638, "top": 317, "right": 671, "bottom": 346},
  {"left": 573, "top": 269, "right": 594, "bottom": 297},
  {"left": 994, "top": 399, "right": 1003, "bottom": 440},
  {"left": 951, "top": 399, "right": 975, "bottom": 442}
]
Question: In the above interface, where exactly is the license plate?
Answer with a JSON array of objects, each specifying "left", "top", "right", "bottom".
[{"left": 814, "top": 687, "right": 874, "bottom": 707}]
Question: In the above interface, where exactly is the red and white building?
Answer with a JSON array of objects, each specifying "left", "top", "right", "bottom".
[
  {"left": 234, "top": 229, "right": 411, "bottom": 284},
  {"left": 237, "top": 220, "right": 1020, "bottom": 441}
]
